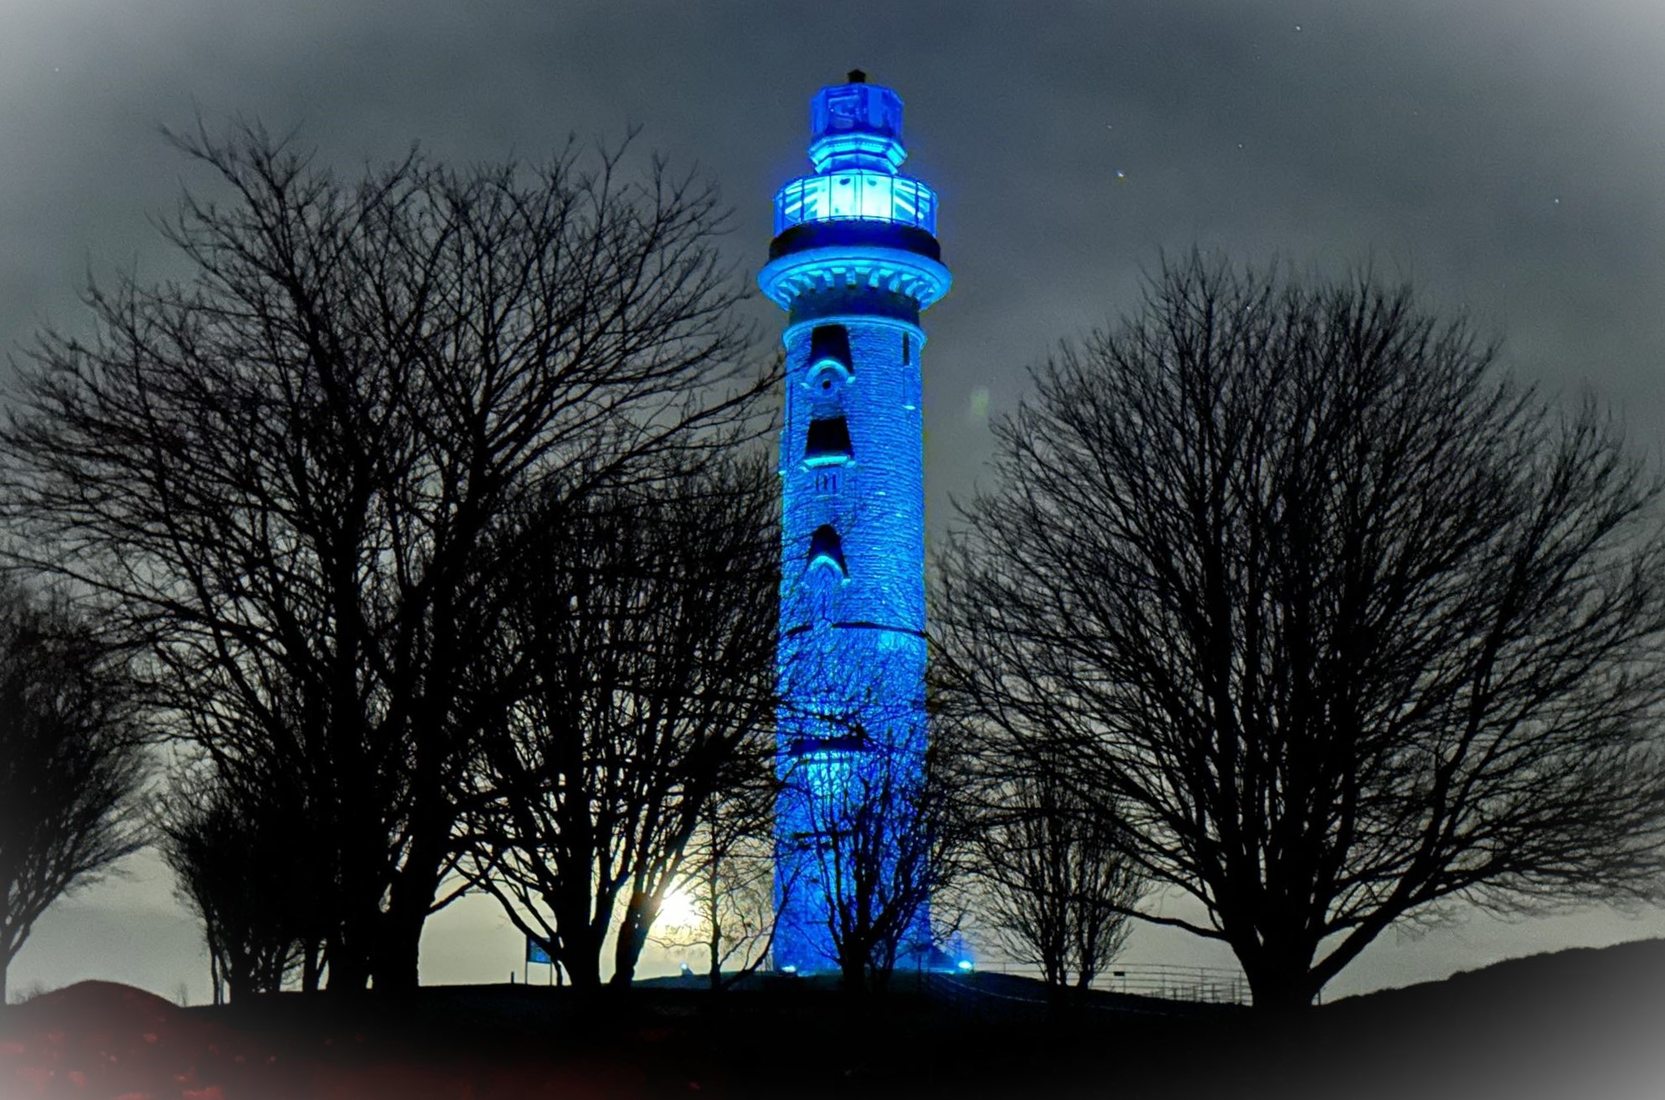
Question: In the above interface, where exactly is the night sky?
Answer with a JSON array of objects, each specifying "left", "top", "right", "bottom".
[{"left": 6, "top": 0, "right": 1665, "bottom": 1002}]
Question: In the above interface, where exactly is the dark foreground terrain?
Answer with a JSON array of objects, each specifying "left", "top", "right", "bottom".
[{"left": 4, "top": 940, "right": 1663, "bottom": 1099}]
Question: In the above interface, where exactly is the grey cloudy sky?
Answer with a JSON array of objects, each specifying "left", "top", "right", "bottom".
[{"left": 5, "top": 0, "right": 1665, "bottom": 1002}]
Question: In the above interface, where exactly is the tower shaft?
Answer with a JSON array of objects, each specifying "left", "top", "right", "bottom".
[{"left": 762, "top": 73, "right": 950, "bottom": 974}]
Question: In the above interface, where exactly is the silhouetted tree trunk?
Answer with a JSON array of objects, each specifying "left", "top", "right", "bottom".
[
  {"left": 938, "top": 254, "right": 1665, "bottom": 1009},
  {"left": 707, "top": 873, "right": 724, "bottom": 990},
  {"left": 1, "top": 121, "right": 767, "bottom": 992},
  {"left": 301, "top": 943, "right": 321, "bottom": 994},
  {"left": 612, "top": 886, "right": 668, "bottom": 987}
]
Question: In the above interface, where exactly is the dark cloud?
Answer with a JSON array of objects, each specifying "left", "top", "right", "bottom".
[
  {"left": 9, "top": 1, "right": 1665, "bottom": 496},
  {"left": 5, "top": 0, "right": 1664, "bottom": 995}
]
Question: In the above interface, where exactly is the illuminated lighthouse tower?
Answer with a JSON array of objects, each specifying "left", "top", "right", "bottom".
[{"left": 761, "top": 71, "right": 951, "bottom": 972}]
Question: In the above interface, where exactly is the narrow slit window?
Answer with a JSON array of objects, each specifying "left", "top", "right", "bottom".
[{"left": 902, "top": 333, "right": 911, "bottom": 365}]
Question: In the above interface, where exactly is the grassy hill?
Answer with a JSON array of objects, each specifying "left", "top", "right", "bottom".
[{"left": 4, "top": 940, "right": 1662, "bottom": 1099}]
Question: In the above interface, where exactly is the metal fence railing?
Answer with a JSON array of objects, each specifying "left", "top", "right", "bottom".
[{"left": 975, "top": 960, "right": 1250, "bottom": 1005}]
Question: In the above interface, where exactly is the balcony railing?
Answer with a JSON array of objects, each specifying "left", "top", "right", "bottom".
[{"left": 773, "top": 171, "right": 938, "bottom": 236}]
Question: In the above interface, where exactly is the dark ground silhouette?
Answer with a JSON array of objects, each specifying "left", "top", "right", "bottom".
[{"left": 3, "top": 939, "right": 1663, "bottom": 1099}]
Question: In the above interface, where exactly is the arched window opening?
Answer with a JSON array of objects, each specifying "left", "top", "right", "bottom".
[{"left": 807, "top": 524, "right": 848, "bottom": 576}]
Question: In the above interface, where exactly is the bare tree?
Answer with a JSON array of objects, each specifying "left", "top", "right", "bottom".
[
  {"left": 0, "top": 578, "right": 146, "bottom": 1004},
  {"left": 969, "top": 760, "right": 1143, "bottom": 998},
  {"left": 936, "top": 255, "right": 1665, "bottom": 1009},
  {"left": 0, "top": 122, "right": 767, "bottom": 990},
  {"left": 651, "top": 779, "right": 781, "bottom": 990},
  {"left": 460, "top": 455, "right": 777, "bottom": 989},
  {"left": 157, "top": 769, "right": 326, "bottom": 1003}
]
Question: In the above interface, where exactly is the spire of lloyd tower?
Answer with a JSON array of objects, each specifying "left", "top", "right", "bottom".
[{"left": 761, "top": 72, "right": 953, "bottom": 977}]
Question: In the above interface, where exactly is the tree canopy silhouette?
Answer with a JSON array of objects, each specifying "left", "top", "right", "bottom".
[
  {"left": 0, "top": 578, "right": 146, "bottom": 1004},
  {"left": 0, "top": 121, "right": 768, "bottom": 991},
  {"left": 937, "top": 256, "right": 1665, "bottom": 1009},
  {"left": 459, "top": 455, "right": 778, "bottom": 989}
]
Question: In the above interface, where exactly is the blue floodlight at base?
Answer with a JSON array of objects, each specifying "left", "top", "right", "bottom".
[{"left": 957, "top": 959, "right": 974, "bottom": 972}]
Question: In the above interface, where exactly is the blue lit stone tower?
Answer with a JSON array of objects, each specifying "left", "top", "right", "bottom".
[{"left": 761, "top": 71, "right": 951, "bottom": 972}]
